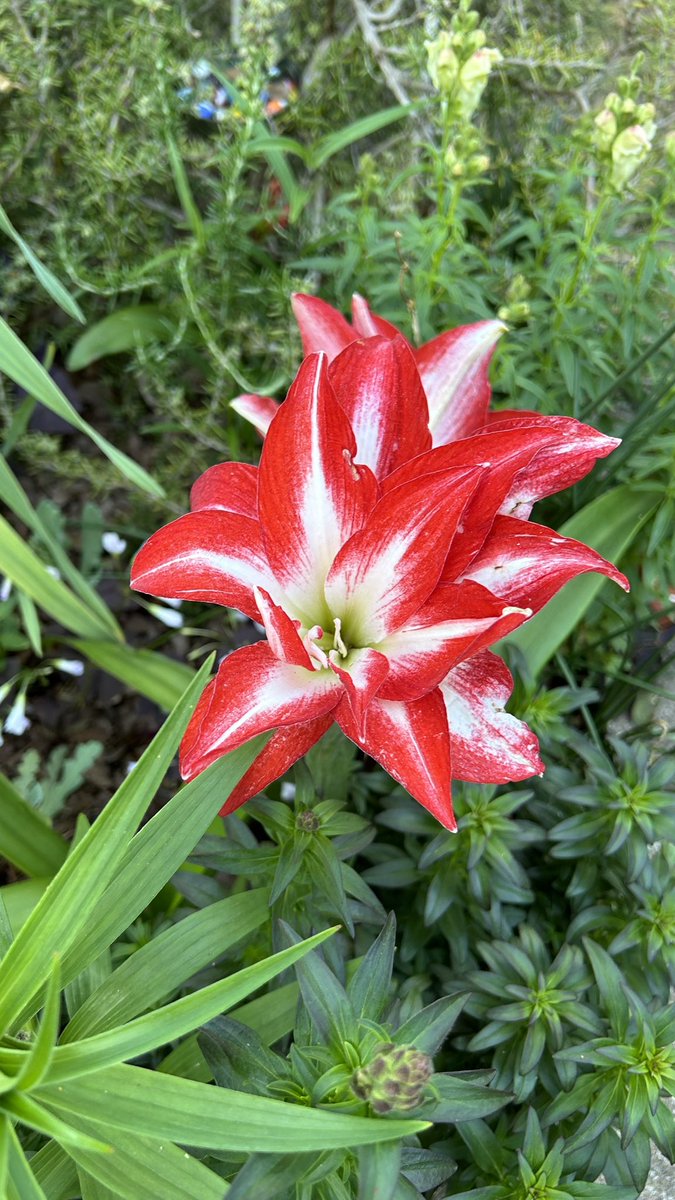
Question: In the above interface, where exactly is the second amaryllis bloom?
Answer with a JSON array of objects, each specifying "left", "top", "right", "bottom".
[{"left": 131, "top": 345, "right": 627, "bottom": 831}]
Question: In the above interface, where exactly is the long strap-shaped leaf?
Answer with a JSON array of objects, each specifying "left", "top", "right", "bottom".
[
  {"left": 0, "top": 315, "right": 162, "bottom": 497},
  {"left": 38, "top": 1062, "right": 429, "bottom": 1152},
  {"left": 0, "top": 659, "right": 213, "bottom": 1031},
  {"left": 0, "top": 774, "right": 68, "bottom": 878}
]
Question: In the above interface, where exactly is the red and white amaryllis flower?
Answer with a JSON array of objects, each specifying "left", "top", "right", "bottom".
[{"left": 131, "top": 341, "right": 627, "bottom": 830}]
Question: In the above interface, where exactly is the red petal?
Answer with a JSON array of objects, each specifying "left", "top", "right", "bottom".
[
  {"left": 383, "top": 426, "right": 555, "bottom": 575},
  {"left": 336, "top": 690, "right": 456, "bottom": 830},
  {"left": 485, "top": 411, "right": 621, "bottom": 518},
  {"left": 220, "top": 715, "right": 334, "bottom": 815},
  {"left": 414, "top": 320, "right": 505, "bottom": 444},
  {"left": 441, "top": 651, "right": 544, "bottom": 783},
  {"left": 291, "top": 293, "right": 355, "bottom": 360},
  {"left": 130, "top": 511, "right": 273, "bottom": 621},
  {"left": 329, "top": 336, "right": 431, "bottom": 479},
  {"left": 350, "top": 293, "right": 401, "bottom": 340},
  {"left": 258, "top": 354, "right": 378, "bottom": 624},
  {"left": 329, "top": 646, "right": 389, "bottom": 737},
  {"left": 179, "top": 642, "right": 341, "bottom": 781},
  {"left": 190, "top": 462, "right": 259, "bottom": 518},
  {"left": 254, "top": 587, "right": 314, "bottom": 669},
  {"left": 325, "top": 466, "right": 482, "bottom": 644},
  {"left": 376, "top": 580, "right": 530, "bottom": 700},
  {"left": 457, "top": 515, "right": 630, "bottom": 611},
  {"left": 229, "top": 394, "right": 280, "bottom": 438}
]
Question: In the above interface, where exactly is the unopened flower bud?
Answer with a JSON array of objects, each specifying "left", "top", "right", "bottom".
[
  {"left": 426, "top": 32, "right": 459, "bottom": 93},
  {"left": 296, "top": 809, "right": 321, "bottom": 833},
  {"left": 610, "top": 124, "right": 652, "bottom": 190},
  {"left": 620, "top": 97, "right": 636, "bottom": 116},
  {"left": 665, "top": 131, "right": 675, "bottom": 165},
  {"left": 604, "top": 91, "right": 621, "bottom": 113},
  {"left": 593, "top": 108, "right": 617, "bottom": 153},
  {"left": 469, "top": 153, "right": 491, "bottom": 174},
  {"left": 351, "top": 1042, "right": 434, "bottom": 1114}
]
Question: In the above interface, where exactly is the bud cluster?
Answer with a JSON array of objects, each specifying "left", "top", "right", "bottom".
[
  {"left": 425, "top": 2, "right": 501, "bottom": 183},
  {"left": 592, "top": 80, "right": 657, "bottom": 191},
  {"left": 351, "top": 1041, "right": 433, "bottom": 1114},
  {"left": 498, "top": 274, "right": 531, "bottom": 325}
]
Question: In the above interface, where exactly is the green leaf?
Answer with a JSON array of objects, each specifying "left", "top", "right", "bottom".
[
  {"left": 56, "top": 735, "right": 270, "bottom": 997},
  {"left": 418, "top": 1073, "right": 509, "bottom": 1122},
  {"left": 17, "top": 590, "right": 42, "bottom": 656},
  {"left": 46, "top": 930, "right": 337, "bottom": 1081},
  {"left": 348, "top": 912, "right": 396, "bottom": 1022},
  {"left": 0, "top": 659, "right": 214, "bottom": 1031},
  {"left": 0, "top": 773, "right": 68, "bottom": 877},
  {"left": 18, "top": 956, "right": 62, "bottom": 1090},
  {"left": 502, "top": 486, "right": 655, "bottom": 676},
  {"left": 30, "top": 1140, "right": 92, "bottom": 1200},
  {"left": 166, "top": 134, "right": 205, "bottom": 244},
  {"left": 394, "top": 995, "right": 468, "bottom": 1056},
  {"left": 582, "top": 938, "right": 631, "bottom": 1039},
  {"left": 60, "top": 1117, "right": 226, "bottom": 1200},
  {"left": 0, "top": 516, "right": 122, "bottom": 641},
  {"left": 0, "top": 457, "right": 121, "bottom": 639},
  {"left": 40, "top": 1062, "right": 430, "bottom": 1151},
  {"left": 66, "top": 306, "right": 175, "bottom": 372},
  {"left": 70, "top": 640, "right": 194, "bottom": 710},
  {"left": 309, "top": 105, "right": 413, "bottom": 169},
  {"left": 0, "top": 202, "right": 84, "bottom": 323},
  {"left": 3, "top": 1093, "right": 109, "bottom": 1154},
  {"left": 358, "top": 1141, "right": 402, "bottom": 1200},
  {"left": 62, "top": 889, "right": 270, "bottom": 1040},
  {"left": 0, "top": 315, "right": 163, "bottom": 496},
  {"left": 7, "top": 1121, "right": 49, "bottom": 1200},
  {"left": 279, "top": 922, "right": 355, "bottom": 1045}
]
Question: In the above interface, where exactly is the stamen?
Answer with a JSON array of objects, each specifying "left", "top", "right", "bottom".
[
  {"left": 304, "top": 625, "right": 329, "bottom": 670},
  {"left": 333, "top": 617, "right": 348, "bottom": 658}
]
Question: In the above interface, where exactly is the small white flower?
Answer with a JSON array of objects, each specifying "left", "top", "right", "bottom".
[
  {"left": 4, "top": 693, "right": 30, "bottom": 736},
  {"left": 45, "top": 565, "right": 61, "bottom": 580},
  {"left": 280, "top": 782, "right": 296, "bottom": 801},
  {"left": 53, "top": 658, "right": 85, "bottom": 677},
  {"left": 125, "top": 760, "right": 139, "bottom": 775},
  {"left": 157, "top": 596, "right": 183, "bottom": 609},
  {"left": 147, "top": 603, "right": 184, "bottom": 629},
  {"left": 0, "top": 576, "right": 12, "bottom": 602},
  {"left": 102, "top": 531, "right": 128, "bottom": 556}
]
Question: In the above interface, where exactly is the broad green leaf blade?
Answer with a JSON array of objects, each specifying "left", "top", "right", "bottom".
[
  {"left": 0, "top": 516, "right": 121, "bottom": 641},
  {"left": 40, "top": 1062, "right": 430, "bottom": 1151},
  {"left": 358, "top": 1141, "right": 402, "bottom": 1200},
  {"left": 348, "top": 912, "right": 395, "bottom": 1022},
  {"left": 0, "top": 774, "right": 68, "bottom": 877},
  {"left": 25, "top": 1141, "right": 79, "bottom": 1200},
  {"left": 0, "top": 315, "right": 163, "bottom": 497},
  {"left": 0, "top": 203, "right": 85, "bottom": 323},
  {"left": 70, "top": 640, "right": 194, "bottom": 710},
  {"left": 4, "top": 1094, "right": 109, "bottom": 1153},
  {"left": 0, "top": 456, "right": 121, "bottom": 638},
  {"left": 66, "top": 306, "right": 176, "bottom": 372},
  {"left": 77, "top": 1171, "right": 118, "bottom": 1200},
  {"left": 502, "top": 485, "right": 655, "bottom": 677},
  {"left": 55, "top": 735, "right": 270, "bottom": 997},
  {"left": 7, "top": 1122, "right": 49, "bottom": 1200},
  {"left": 60, "top": 1117, "right": 226, "bottom": 1200},
  {"left": 61, "top": 888, "right": 270, "bottom": 1040},
  {"left": 17, "top": 590, "right": 42, "bottom": 655},
  {"left": 309, "top": 104, "right": 412, "bottom": 168},
  {"left": 46, "top": 929, "right": 337, "bottom": 1081},
  {"left": 0, "top": 659, "right": 213, "bottom": 1031}
]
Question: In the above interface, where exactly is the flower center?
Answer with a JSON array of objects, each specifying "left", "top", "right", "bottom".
[{"left": 303, "top": 617, "right": 350, "bottom": 670}]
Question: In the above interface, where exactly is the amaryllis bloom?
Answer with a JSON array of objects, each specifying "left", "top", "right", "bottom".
[
  {"left": 131, "top": 342, "right": 627, "bottom": 831},
  {"left": 231, "top": 294, "right": 622, "bottom": 502}
]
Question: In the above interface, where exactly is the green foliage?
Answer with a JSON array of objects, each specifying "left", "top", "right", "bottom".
[{"left": 1, "top": 0, "right": 674, "bottom": 1196}]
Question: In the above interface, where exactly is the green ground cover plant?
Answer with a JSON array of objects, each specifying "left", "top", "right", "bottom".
[{"left": 0, "top": 1, "right": 674, "bottom": 1197}]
